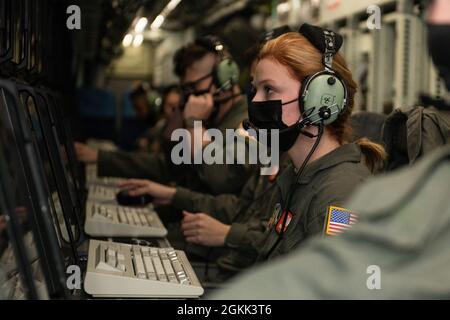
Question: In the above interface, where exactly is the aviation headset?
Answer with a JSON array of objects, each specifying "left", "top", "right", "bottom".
[
  {"left": 265, "top": 24, "right": 348, "bottom": 258},
  {"left": 297, "top": 24, "right": 347, "bottom": 127},
  {"left": 194, "top": 35, "right": 240, "bottom": 93}
]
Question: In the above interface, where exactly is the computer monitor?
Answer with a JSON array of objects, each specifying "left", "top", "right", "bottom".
[
  {"left": 43, "top": 90, "right": 86, "bottom": 199},
  {"left": 14, "top": 83, "right": 81, "bottom": 260},
  {"left": 12, "top": 84, "right": 82, "bottom": 263},
  {"left": 0, "top": 79, "right": 68, "bottom": 298}
]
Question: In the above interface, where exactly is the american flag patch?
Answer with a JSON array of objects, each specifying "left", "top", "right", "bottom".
[{"left": 324, "top": 206, "right": 358, "bottom": 236}]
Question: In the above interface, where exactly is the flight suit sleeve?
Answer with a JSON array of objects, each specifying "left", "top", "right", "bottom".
[
  {"left": 97, "top": 150, "right": 172, "bottom": 183},
  {"left": 225, "top": 218, "right": 269, "bottom": 254},
  {"left": 171, "top": 187, "right": 241, "bottom": 224},
  {"left": 194, "top": 134, "right": 257, "bottom": 195},
  {"left": 195, "top": 162, "right": 254, "bottom": 195}
]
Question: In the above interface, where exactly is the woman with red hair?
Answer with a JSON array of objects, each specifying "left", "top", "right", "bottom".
[{"left": 247, "top": 26, "right": 386, "bottom": 261}]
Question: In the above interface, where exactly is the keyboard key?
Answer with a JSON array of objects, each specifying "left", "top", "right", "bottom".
[
  {"left": 126, "top": 211, "right": 134, "bottom": 225},
  {"left": 151, "top": 255, "right": 167, "bottom": 282},
  {"left": 162, "top": 260, "right": 177, "bottom": 283},
  {"left": 118, "top": 208, "right": 127, "bottom": 223},
  {"left": 106, "top": 248, "right": 117, "bottom": 267},
  {"left": 171, "top": 259, "right": 185, "bottom": 277},
  {"left": 131, "top": 211, "right": 141, "bottom": 226},
  {"left": 139, "top": 213, "right": 149, "bottom": 226},
  {"left": 132, "top": 246, "right": 146, "bottom": 279},
  {"left": 141, "top": 248, "right": 157, "bottom": 280}
]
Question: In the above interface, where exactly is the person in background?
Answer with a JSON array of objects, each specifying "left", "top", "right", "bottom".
[
  {"left": 135, "top": 85, "right": 183, "bottom": 153},
  {"left": 129, "top": 82, "right": 158, "bottom": 127},
  {"left": 75, "top": 84, "right": 183, "bottom": 172}
]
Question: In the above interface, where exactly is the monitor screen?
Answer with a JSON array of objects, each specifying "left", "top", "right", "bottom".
[
  {"left": 18, "top": 89, "right": 81, "bottom": 247},
  {"left": 0, "top": 80, "right": 69, "bottom": 298},
  {"left": 44, "top": 92, "right": 85, "bottom": 199},
  {"left": 35, "top": 91, "right": 83, "bottom": 217},
  {"left": 0, "top": 139, "right": 48, "bottom": 299},
  {"left": 0, "top": 86, "right": 65, "bottom": 299}
]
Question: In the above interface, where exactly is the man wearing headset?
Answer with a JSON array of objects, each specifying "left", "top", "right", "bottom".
[
  {"left": 76, "top": 37, "right": 255, "bottom": 199},
  {"left": 212, "top": 0, "right": 450, "bottom": 299}
]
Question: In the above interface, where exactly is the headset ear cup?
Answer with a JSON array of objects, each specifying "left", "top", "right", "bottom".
[
  {"left": 300, "top": 71, "right": 347, "bottom": 126},
  {"left": 215, "top": 58, "right": 240, "bottom": 90}
]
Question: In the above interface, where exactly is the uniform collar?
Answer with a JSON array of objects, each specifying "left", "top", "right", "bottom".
[{"left": 277, "top": 143, "right": 363, "bottom": 197}]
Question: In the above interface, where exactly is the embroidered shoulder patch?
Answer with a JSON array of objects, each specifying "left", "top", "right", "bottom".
[
  {"left": 275, "top": 211, "right": 293, "bottom": 234},
  {"left": 324, "top": 205, "right": 358, "bottom": 236}
]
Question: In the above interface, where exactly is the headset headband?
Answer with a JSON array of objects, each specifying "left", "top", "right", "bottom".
[
  {"left": 298, "top": 23, "right": 343, "bottom": 70},
  {"left": 195, "top": 35, "right": 226, "bottom": 57}
]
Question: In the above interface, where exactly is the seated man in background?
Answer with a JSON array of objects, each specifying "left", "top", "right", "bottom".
[{"left": 76, "top": 36, "right": 255, "bottom": 198}]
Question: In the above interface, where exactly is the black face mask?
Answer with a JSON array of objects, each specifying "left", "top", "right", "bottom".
[
  {"left": 427, "top": 24, "right": 450, "bottom": 91},
  {"left": 246, "top": 98, "right": 302, "bottom": 152}
]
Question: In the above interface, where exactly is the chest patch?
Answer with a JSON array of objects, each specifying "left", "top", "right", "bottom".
[
  {"left": 275, "top": 211, "right": 293, "bottom": 234},
  {"left": 268, "top": 203, "right": 282, "bottom": 229}
]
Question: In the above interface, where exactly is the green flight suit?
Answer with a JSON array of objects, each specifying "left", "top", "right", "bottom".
[
  {"left": 256, "top": 143, "right": 372, "bottom": 261},
  {"left": 211, "top": 146, "right": 450, "bottom": 299}
]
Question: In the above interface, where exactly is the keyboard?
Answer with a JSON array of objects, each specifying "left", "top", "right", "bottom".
[
  {"left": 87, "top": 184, "right": 120, "bottom": 202},
  {"left": 88, "top": 176, "right": 126, "bottom": 186},
  {"left": 86, "top": 139, "right": 118, "bottom": 151},
  {"left": 84, "top": 240, "right": 204, "bottom": 298},
  {"left": 84, "top": 201, "right": 167, "bottom": 237},
  {"left": 85, "top": 165, "right": 125, "bottom": 186}
]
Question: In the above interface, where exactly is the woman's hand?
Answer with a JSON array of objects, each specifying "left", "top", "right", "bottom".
[
  {"left": 181, "top": 211, "right": 231, "bottom": 247},
  {"left": 74, "top": 142, "right": 98, "bottom": 164},
  {"left": 118, "top": 179, "right": 176, "bottom": 205}
]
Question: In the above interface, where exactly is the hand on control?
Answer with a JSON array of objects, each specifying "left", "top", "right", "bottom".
[
  {"left": 118, "top": 179, "right": 176, "bottom": 205},
  {"left": 74, "top": 142, "right": 99, "bottom": 164},
  {"left": 181, "top": 211, "right": 231, "bottom": 247}
]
